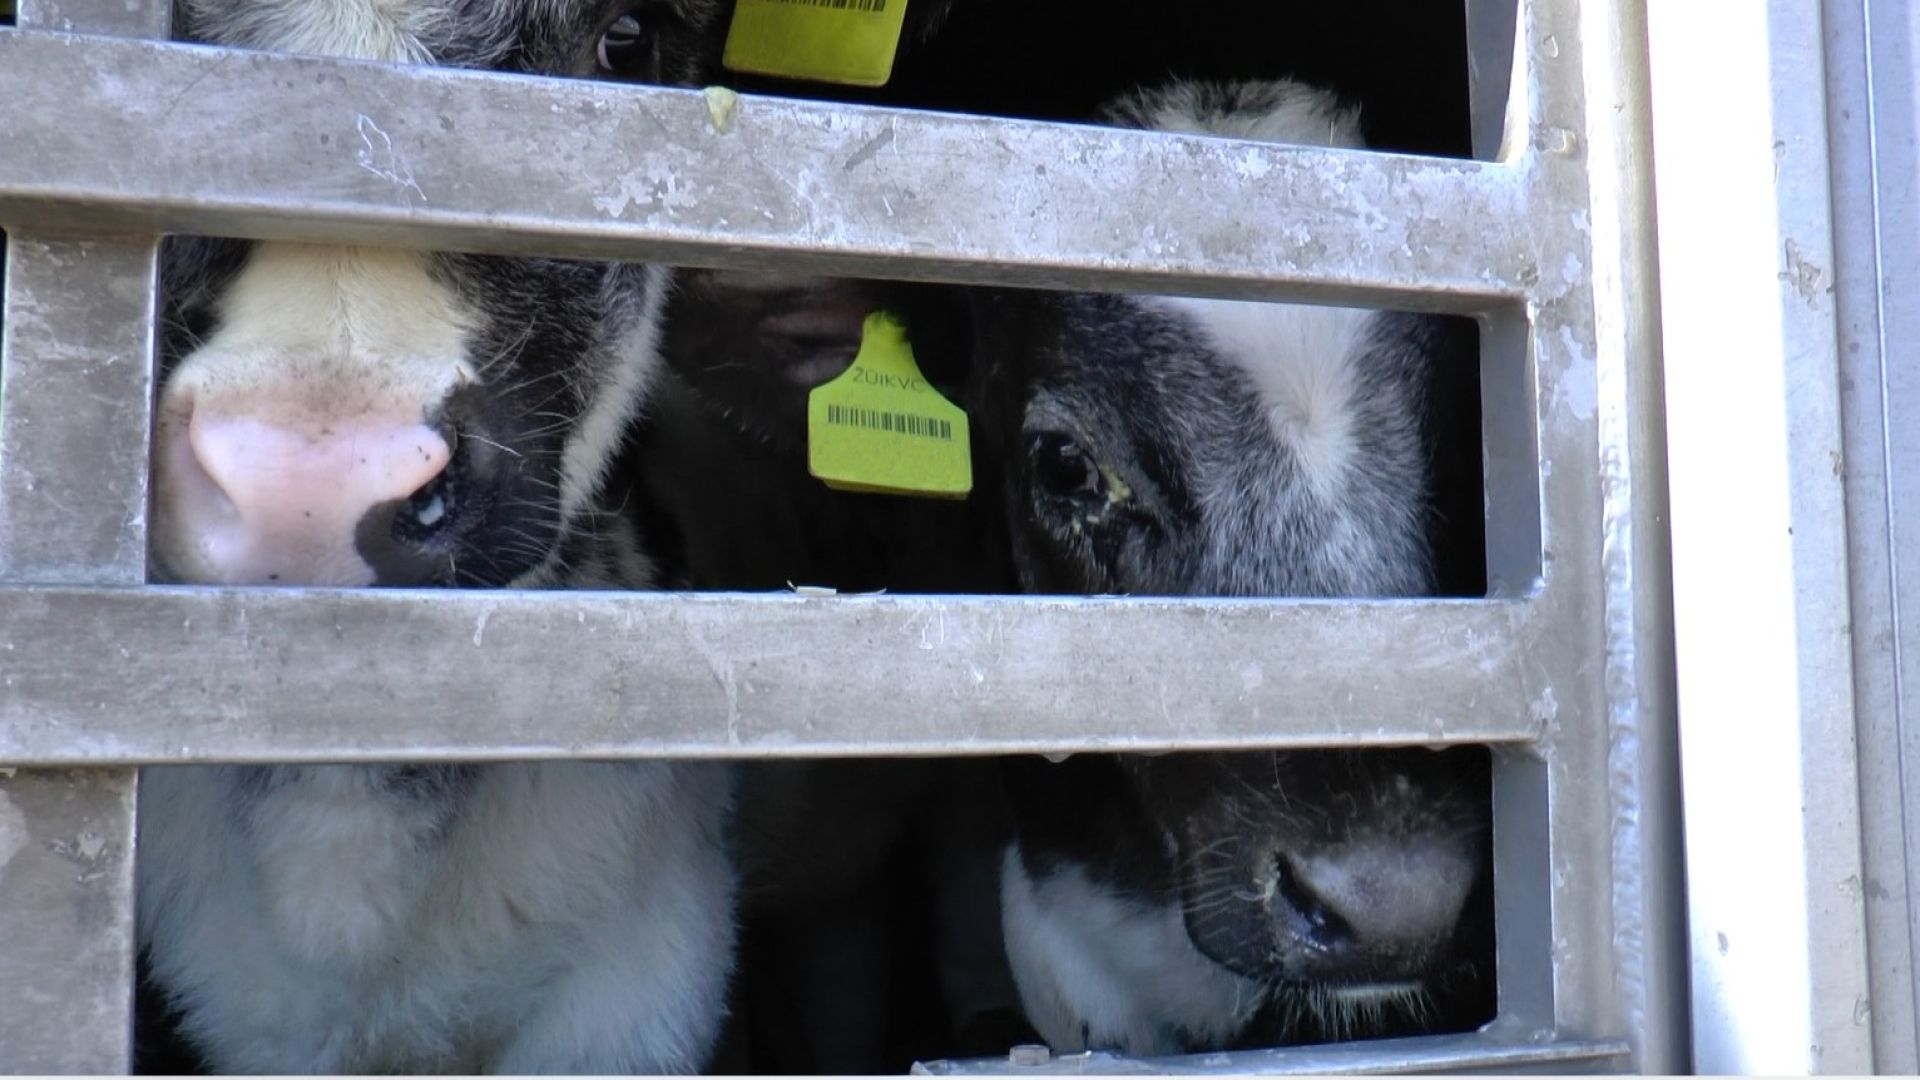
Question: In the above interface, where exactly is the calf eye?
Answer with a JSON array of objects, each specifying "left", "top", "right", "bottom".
[
  {"left": 594, "top": 10, "right": 656, "bottom": 80},
  {"left": 1031, "top": 432, "right": 1105, "bottom": 501}
]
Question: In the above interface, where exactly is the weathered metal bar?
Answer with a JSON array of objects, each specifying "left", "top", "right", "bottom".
[
  {"left": 0, "top": 768, "right": 140, "bottom": 1073},
  {"left": 1826, "top": 0, "right": 1920, "bottom": 1069},
  {"left": 1649, "top": 0, "right": 1875, "bottom": 1071},
  {"left": 16, "top": 0, "right": 169, "bottom": 36},
  {"left": 0, "top": 235, "right": 158, "bottom": 585},
  {"left": 0, "top": 30, "right": 1547, "bottom": 309},
  {"left": 912, "top": 1033, "right": 1633, "bottom": 1076},
  {"left": 0, "top": 588, "right": 1552, "bottom": 763},
  {"left": 0, "top": 4, "right": 164, "bottom": 1074},
  {"left": 1574, "top": 0, "right": 1688, "bottom": 1069}
]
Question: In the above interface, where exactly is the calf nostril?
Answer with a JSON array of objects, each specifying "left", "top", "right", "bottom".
[
  {"left": 392, "top": 429, "right": 467, "bottom": 546},
  {"left": 1274, "top": 854, "right": 1354, "bottom": 952},
  {"left": 405, "top": 472, "right": 451, "bottom": 532}
]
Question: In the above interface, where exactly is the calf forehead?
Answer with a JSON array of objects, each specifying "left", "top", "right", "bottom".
[{"left": 164, "top": 243, "right": 474, "bottom": 399}]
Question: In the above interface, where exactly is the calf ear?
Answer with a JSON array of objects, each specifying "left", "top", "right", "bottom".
[
  {"left": 657, "top": 270, "right": 974, "bottom": 450},
  {"left": 657, "top": 270, "right": 880, "bottom": 449},
  {"left": 954, "top": 288, "right": 1060, "bottom": 439}
]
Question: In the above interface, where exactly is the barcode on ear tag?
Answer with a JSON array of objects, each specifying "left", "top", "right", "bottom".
[
  {"left": 722, "top": 0, "right": 910, "bottom": 87},
  {"left": 808, "top": 312, "right": 972, "bottom": 499}
]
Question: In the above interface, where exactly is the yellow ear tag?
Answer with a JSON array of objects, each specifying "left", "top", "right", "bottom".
[
  {"left": 808, "top": 312, "right": 972, "bottom": 499},
  {"left": 722, "top": 0, "right": 910, "bottom": 87}
]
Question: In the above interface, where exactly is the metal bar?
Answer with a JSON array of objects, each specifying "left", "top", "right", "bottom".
[
  {"left": 0, "top": 235, "right": 157, "bottom": 585},
  {"left": 16, "top": 0, "right": 168, "bottom": 37},
  {"left": 0, "top": 9, "right": 161, "bottom": 1076},
  {"left": 912, "top": 1033, "right": 1633, "bottom": 1076},
  {"left": 1464, "top": 0, "right": 1523, "bottom": 161},
  {"left": 0, "top": 588, "right": 1553, "bottom": 763},
  {"left": 1648, "top": 0, "right": 1875, "bottom": 1071},
  {"left": 1479, "top": 309, "right": 1542, "bottom": 596},
  {"left": 1827, "top": 0, "right": 1920, "bottom": 1068},
  {"left": 1483, "top": 747, "right": 1558, "bottom": 1040},
  {"left": 0, "top": 768, "right": 139, "bottom": 1074},
  {"left": 1573, "top": 0, "right": 1688, "bottom": 1070},
  {"left": 0, "top": 30, "right": 1548, "bottom": 309}
]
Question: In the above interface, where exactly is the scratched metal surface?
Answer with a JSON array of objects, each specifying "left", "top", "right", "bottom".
[
  {"left": 0, "top": 31, "right": 1545, "bottom": 311},
  {"left": 0, "top": 236, "right": 157, "bottom": 586},
  {"left": 0, "top": 768, "right": 140, "bottom": 1073},
  {"left": 1651, "top": 0, "right": 1882, "bottom": 1070},
  {"left": 0, "top": 590, "right": 1550, "bottom": 762},
  {"left": 0, "top": 0, "right": 1690, "bottom": 1072},
  {"left": 0, "top": 7, "right": 164, "bottom": 1076},
  {"left": 914, "top": 1032, "right": 1632, "bottom": 1075},
  {"left": 1827, "top": 0, "right": 1920, "bottom": 1070}
]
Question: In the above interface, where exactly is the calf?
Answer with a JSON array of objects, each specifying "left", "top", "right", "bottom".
[
  {"left": 630, "top": 73, "right": 1492, "bottom": 1060},
  {"left": 971, "top": 81, "right": 1492, "bottom": 1055},
  {"left": 137, "top": 2, "right": 737, "bottom": 1072}
]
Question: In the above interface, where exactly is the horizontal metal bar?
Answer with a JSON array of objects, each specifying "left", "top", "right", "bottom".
[
  {"left": 18, "top": 0, "right": 169, "bottom": 37},
  {"left": 0, "top": 234, "right": 158, "bottom": 586},
  {"left": 0, "top": 587, "right": 1550, "bottom": 763},
  {"left": 0, "top": 29, "right": 1543, "bottom": 309},
  {"left": 912, "top": 1034, "right": 1633, "bottom": 1075}
]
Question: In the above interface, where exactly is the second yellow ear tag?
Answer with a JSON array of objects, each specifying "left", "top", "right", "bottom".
[
  {"left": 722, "top": 0, "right": 910, "bottom": 87},
  {"left": 808, "top": 312, "right": 972, "bottom": 499}
]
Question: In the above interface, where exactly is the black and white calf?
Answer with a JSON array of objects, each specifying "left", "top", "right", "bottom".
[
  {"left": 137, "top": 2, "right": 737, "bottom": 1072},
  {"left": 638, "top": 78, "right": 1493, "bottom": 1058},
  {"left": 973, "top": 81, "right": 1492, "bottom": 1055}
]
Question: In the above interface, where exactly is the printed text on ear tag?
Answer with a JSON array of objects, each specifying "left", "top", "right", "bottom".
[
  {"left": 722, "top": 0, "right": 911, "bottom": 87},
  {"left": 808, "top": 312, "right": 972, "bottom": 499}
]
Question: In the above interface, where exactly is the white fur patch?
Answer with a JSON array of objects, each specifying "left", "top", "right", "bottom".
[
  {"left": 559, "top": 264, "right": 667, "bottom": 526},
  {"left": 1118, "top": 79, "right": 1365, "bottom": 151},
  {"left": 186, "top": 0, "right": 438, "bottom": 61},
  {"left": 1144, "top": 95, "right": 1364, "bottom": 150},
  {"left": 137, "top": 763, "right": 736, "bottom": 1072},
  {"left": 1132, "top": 80, "right": 1375, "bottom": 504},
  {"left": 1000, "top": 848, "right": 1266, "bottom": 1057},
  {"left": 1148, "top": 296, "right": 1371, "bottom": 500}
]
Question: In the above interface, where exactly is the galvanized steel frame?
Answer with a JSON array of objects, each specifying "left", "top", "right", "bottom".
[
  {"left": 0, "top": 0, "right": 1682, "bottom": 1073},
  {"left": 1647, "top": 0, "right": 1905, "bottom": 1072},
  {"left": 1828, "top": 0, "right": 1920, "bottom": 1069}
]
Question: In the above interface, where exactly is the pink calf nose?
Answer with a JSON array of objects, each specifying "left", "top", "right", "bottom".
[{"left": 165, "top": 410, "right": 452, "bottom": 585}]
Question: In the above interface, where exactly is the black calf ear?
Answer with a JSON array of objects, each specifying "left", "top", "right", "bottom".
[
  {"left": 654, "top": 273, "right": 979, "bottom": 450},
  {"left": 870, "top": 281, "right": 977, "bottom": 393},
  {"left": 955, "top": 288, "right": 1061, "bottom": 422},
  {"left": 656, "top": 271, "right": 881, "bottom": 447}
]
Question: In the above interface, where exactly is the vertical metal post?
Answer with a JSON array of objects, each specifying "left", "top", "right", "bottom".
[
  {"left": 0, "top": 769, "right": 142, "bottom": 1072},
  {"left": 0, "top": 2, "right": 170, "bottom": 1073},
  {"left": 1575, "top": 0, "right": 1687, "bottom": 1068},
  {"left": 0, "top": 238, "right": 159, "bottom": 584},
  {"left": 1826, "top": 0, "right": 1920, "bottom": 1069},
  {"left": 1463, "top": 0, "right": 1523, "bottom": 161},
  {"left": 1649, "top": 0, "right": 1875, "bottom": 1071}
]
